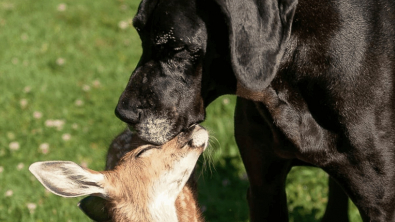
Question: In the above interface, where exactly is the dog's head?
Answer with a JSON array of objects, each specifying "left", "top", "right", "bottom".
[{"left": 115, "top": 0, "right": 298, "bottom": 144}]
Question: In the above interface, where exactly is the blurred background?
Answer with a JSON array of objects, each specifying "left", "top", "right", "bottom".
[{"left": 0, "top": 0, "right": 362, "bottom": 221}]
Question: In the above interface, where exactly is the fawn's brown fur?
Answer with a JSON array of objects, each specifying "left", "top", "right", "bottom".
[
  {"left": 30, "top": 125, "right": 207, "bottom": 222},
  {"left": 103, "top": 129, "right": 203, "bottom": 222}
]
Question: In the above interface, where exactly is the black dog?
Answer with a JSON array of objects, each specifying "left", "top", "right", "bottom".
[{"left": 115, "top": 0, "right": 395, "bottom": 221}]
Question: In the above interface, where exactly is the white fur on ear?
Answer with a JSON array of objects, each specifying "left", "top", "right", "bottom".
[{"left": 29, "top": 161, "right": 106, "bottom": 198}]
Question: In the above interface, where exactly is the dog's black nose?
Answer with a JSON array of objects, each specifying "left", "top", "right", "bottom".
[{"left": 115, "top": 100, "right": 142, "bottom": 124}]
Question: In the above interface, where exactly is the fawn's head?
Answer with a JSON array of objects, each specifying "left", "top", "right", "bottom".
[{"left": 30, "top": 125, "right": 208, "bottom": 222}]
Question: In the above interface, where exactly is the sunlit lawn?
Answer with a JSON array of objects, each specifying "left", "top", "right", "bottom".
[{"left": 0, "top": 0, "right": 361, "bottom": 221}]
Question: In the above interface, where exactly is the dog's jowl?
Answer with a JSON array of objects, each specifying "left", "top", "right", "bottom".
[{"left": 115, "top": 0, "right": 395, "bottom": 221}]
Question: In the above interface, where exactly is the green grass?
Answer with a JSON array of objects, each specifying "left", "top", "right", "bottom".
[{"left": 0, "top": 0, "right": 361, "bottom": 221}]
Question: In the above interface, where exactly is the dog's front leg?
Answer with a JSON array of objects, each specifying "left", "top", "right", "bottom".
[
  {"left": 321, "top": 177, "right": 350, "bottom": 222},
  {"left": 235, "top": 97, "right": 293, "bottom": 222}
]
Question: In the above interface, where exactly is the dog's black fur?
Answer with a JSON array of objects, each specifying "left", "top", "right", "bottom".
[{"left": 115, "top": 0, "right": 395, "bottom": 221}]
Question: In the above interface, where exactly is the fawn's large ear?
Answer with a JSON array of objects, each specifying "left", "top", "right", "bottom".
[
  {"left": 29, "top": 161, "right": 106, "bottom": 198},
  {"left": 78, "top": 196, "right": 111, "bottom": 222},
  {"left": 215, "top": 0, "right": 298, "bottom": 92}
]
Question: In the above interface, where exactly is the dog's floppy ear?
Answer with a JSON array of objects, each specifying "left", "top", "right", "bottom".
[{"left": 215, "top": 0, "right": 298, "bottom": 92}]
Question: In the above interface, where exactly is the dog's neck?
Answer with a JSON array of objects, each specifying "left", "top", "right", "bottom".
[{"left": 236, "top": 82, "right": 266, "bottom": 102}]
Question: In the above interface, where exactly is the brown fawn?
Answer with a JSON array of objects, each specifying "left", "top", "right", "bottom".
[
  {"left": 77, "top": 127, "right": 202, "bottom": 221},
  {"left": 29, "top": 125, "right": 207, "bottom": 222}
]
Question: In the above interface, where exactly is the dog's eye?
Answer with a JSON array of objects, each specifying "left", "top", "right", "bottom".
[
  {"left": 172, "top": 47, "right": 190, "bottom": 60},
  {"left": 173, "top": 46, "right": 185, "bottom": 52},
  {"left": 154, "top": 44, "right": 187, "bottom": 59}
]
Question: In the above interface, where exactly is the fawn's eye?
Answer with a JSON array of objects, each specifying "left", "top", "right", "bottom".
[{"left": 136, "top": 146, "right": 155, "bottom": 158}]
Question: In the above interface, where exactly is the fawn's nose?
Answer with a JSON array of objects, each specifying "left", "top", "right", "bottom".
[{"left": 189, "top": 125, "right": 208, "bottom": 149}]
